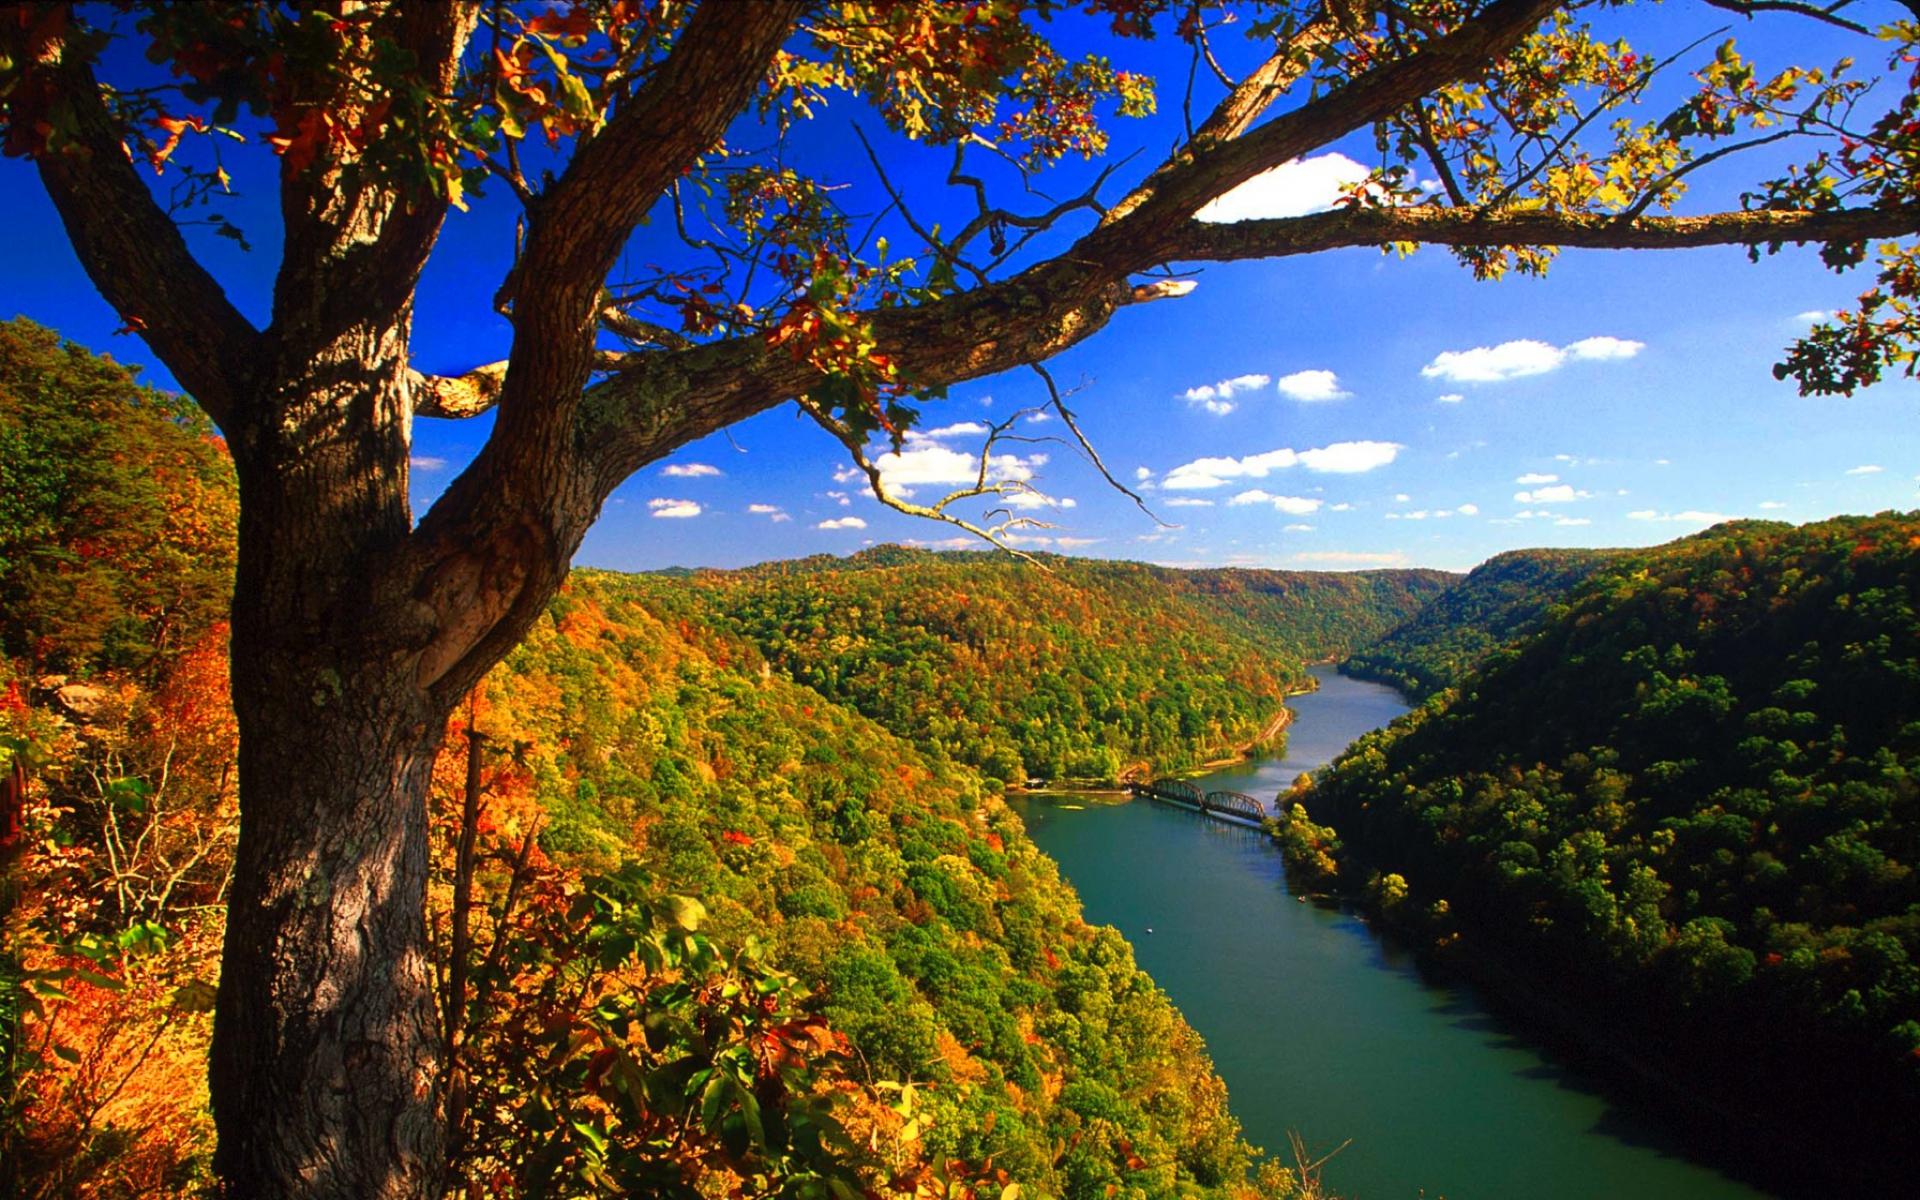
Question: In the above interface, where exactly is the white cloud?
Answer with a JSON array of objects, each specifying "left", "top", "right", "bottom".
[
  {"left": 1275, "top": 369, "right": 1349, "bottom": 403},
  {"left": 1328, "top": 502, "right": 1354, "bottom": 512},
  {"left": 1422, "top": 336, "right": 1643, "bottom": 384},
  {"left": 1162, "top": 440, "right": 1401, "bottom": 489},
  {"left": 1181, "top": 372, "right": 1272, "bottom": 416},
  {"left": 817, "top": 516, "right": 868, "bottom": 530},
  {"left": 747, "top": 503, "right": 791, "bottom": 522},
  {"left": 1758, "top": 500, "right": 1787, "bottom": 510},
  {"left": 1284, "top": 523, "right": 1315, "bottom": 532},
  {"left": 1795, "top": 310, "right": 1832, "bottom": 323},
  {"left": 909, "top": 421, "right": 990, "bottom": 441},
  {"left": 1292, "top": 550, "right": 1411, "bottom": 566},
  {"left": 1564, "top": 336, "right": 1644, "bottom": 361},
  {"left": 648, "top": 498, "right": 702, "bottom": 519},
  {"left": 410, "top": 454, "right": 448, "bottom": 471},
  {"left": 1393, "top": 493, "right": 1411, "bottom": 503},
  {"left": 1436, "top": 393, "right": 1464, "bottom": 404},
  {"left": 1515, "top": 472, "right": 1559, "bottom": 485},
  {"left": 1555, "top": 517, "right": 1592, "bottom": 527},
  {"left": 1513, "top": 484, "right": 1590, "bottom": 504},
  {"left": 1456, "top": 503, "right": 1480, "bottom": 516},
  {"left": 1164, "top": 448, "right": 1298, "bottom": 489},
  {"left": 1134, "top": 466, "right": 1153, "bottom": 481},
  {"left": 662, "top": 462, "right": 722, "bottom": 478},
  {"left": 1197, "top": 153, "right": 1371, "bottom": 224},
  {"left": 1229, "top": 489, "right": 1322, "bottom": 515},
  {"left": 1163, "top": 497, "right": 1215, "bottom": 508},
  {"left": 1001, "top": 491, "right": 1077, "bottom": 510},
  {"left": 1299, "top": 440, "right": 1402, "bottom": 473},
  {"left": 1846, "top": 464, "right": 1884, "bottom": 475},
  {"left": 838, "top": 445, "right": 1045, "bottom": 494},
  {"left": 1627, "top": 509, "right": 1731, "bottom": 524}
]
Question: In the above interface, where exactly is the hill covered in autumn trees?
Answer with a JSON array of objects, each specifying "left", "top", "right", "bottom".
[
  {"left": 1299, "top": 514, "right": 1920, "bottom": 1186},
  {"left": 0, "top": 321, "right": 1336, "bottom": 1198},
  {"left": 648, "top": 551, "right": 1450, "bottom": 783}
]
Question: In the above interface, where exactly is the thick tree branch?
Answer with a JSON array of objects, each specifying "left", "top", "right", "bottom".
[
  {"left": 272, "top": 5, "right": 479, "bottom": 354},
  {"left": 1168, "top": 203, "right": 1920, "bottom": 259},
  {"left": 403, "top": 1, "right": 805, "bottom": 705},
  {"left": 33, "top": 55, "right": 260, "bottom": 427},
  {"left": 411, "top": 363, "right": 508, "bottom": 420},
  {"left": 1097, "top": 0, "right": 1565, "bottom": 244}
]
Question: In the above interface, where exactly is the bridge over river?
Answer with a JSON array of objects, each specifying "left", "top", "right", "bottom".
[{"left": 1126, "top": 778, "right": 1267, "bottom": 827}]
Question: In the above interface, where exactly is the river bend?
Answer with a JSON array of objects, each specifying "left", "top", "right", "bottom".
[{"left": 1012, "top": 668, "right": 1771, "bottom": 1200}]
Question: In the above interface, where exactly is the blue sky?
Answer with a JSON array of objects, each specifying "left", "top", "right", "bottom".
[{"left": 5, "top": 3, "right": 1917, "bottom": 573}]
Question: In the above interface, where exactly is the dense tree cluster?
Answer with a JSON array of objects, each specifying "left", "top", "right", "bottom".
[
  {"left": 1306, "top": 514, "right": 1920, "bottom": 1176},
  {"left": 649, "top": 550, "right": 1448, "bottom": 783},
  {"left": 1340, "top": 547, "right": 1617, "bottom": 698},
  {"left": 1, "top": 328, "right": 1290, "bottom": 1199}
]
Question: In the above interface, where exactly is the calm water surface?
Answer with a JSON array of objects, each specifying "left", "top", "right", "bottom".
[{"left": 1012, "top": 668, "right": 1772, "bottom": 1200}]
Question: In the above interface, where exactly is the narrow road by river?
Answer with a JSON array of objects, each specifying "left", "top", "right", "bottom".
[{"left": 1011, "top": 668, "right": 1774, "bottom": 1200}]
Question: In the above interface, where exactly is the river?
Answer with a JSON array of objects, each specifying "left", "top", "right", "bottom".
[{"left": 1010, "top": 668, "right": 1773, "bottom": 1200}]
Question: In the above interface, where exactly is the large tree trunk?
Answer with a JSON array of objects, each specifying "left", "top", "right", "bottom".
[{"left": 209, "top": 323, "right": 457, "bottom": 1199}]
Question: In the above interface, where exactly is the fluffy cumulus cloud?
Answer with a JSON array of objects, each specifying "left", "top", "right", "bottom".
[
  {"left": 1161, "top": 440, "right": 1400, "bottom": 489},
  {"left": 908, "top": 421, "right": 990, "bottom": 441},
  {"left": 1457, "top": 503, "right": 1480, "bottom": 516},
  {"left": 1515, "top": 472, "right": 1558, "bottom": 485},
  {"left": 1228, "top": 490, "right": 1322, "bottom": 515},
  {"left": 1435, "top": 393, "right": 1464, "bottom": 404},
  {"left": 836, "top": 446, "right": 1044, "bottom": 495},
  {"left": 662, "top": 462, "right": 722, "bottom": 478},
  {"left": 1196, "top": 153, "right": 1370, "bottom": 223},
  {"left": 1846, "top": 464, "right": 1884, "bottom": 475},
  {"left": 1180, "top": 373, "right": 1271, "bottom": 416},
  {"left": 747, "top": 503, "right": 791, "bottom": 522},
  {"left": 1284, "top": 523, "right": 1315, "bottom": 532},
  {"left": 817, "top": 516, "right": 868, "bottom": 530},
  {"left": 410, "top": 454, "right": 448, "bottom": 471},
  {"left": 1759, "top": 500, "right": 1787, "bottom": 510},
  {"left": 1163, "top": 497, "right": 1214, "bottom": 508},
  {"left": 1298, "top": 440, "right": 1402, "bottom": 473},
  {"left": 1513, "top": 484, "right": 1590, "bottom": 504},
  {"left": 1275, "top": 369, "right": 1349, "bottom": 402},
  {"left": 1422, "top": 335, "right": 1644, "bottom": 384},
  {"left": 648, "top": 498, "right": 702, "bottom": 519}
]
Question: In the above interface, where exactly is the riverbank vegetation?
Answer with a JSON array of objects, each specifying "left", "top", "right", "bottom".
[{"left": 1305, "top": 514, "right": 1920, "bottom": 1184}]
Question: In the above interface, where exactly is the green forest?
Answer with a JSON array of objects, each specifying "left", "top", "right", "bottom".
[
  {"left": 1339, "top": 547, "right": 1617, "bottom": 699},
  {"left": 1302, "top": 514, "right": 1920, "bottom": 1173},
  {"left": 652, "top": 554, "right": 1447, "bottom": 784}
]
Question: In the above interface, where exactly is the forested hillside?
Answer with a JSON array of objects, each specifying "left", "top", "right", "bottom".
[
  {"left": 0, "top": 322, "right": 1287, "bottom": 1198},
  {"left": 1340, "top": 548, "right": 1617, "bottom": 699},
  {"left": 653, "top": 551, "right": 1450, "bottom": 782},
  {"left": 1302, "top": 515, "right": 1920, "bottom": 1175}
]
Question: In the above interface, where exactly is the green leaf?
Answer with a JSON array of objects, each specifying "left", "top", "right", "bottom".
[{"left": 663, "top": 894, "right": 705, "bottom": 931}]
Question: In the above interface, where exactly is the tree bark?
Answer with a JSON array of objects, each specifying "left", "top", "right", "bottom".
[{"left": 209, "top": 321, "right": 454, "bottom": 1199}]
